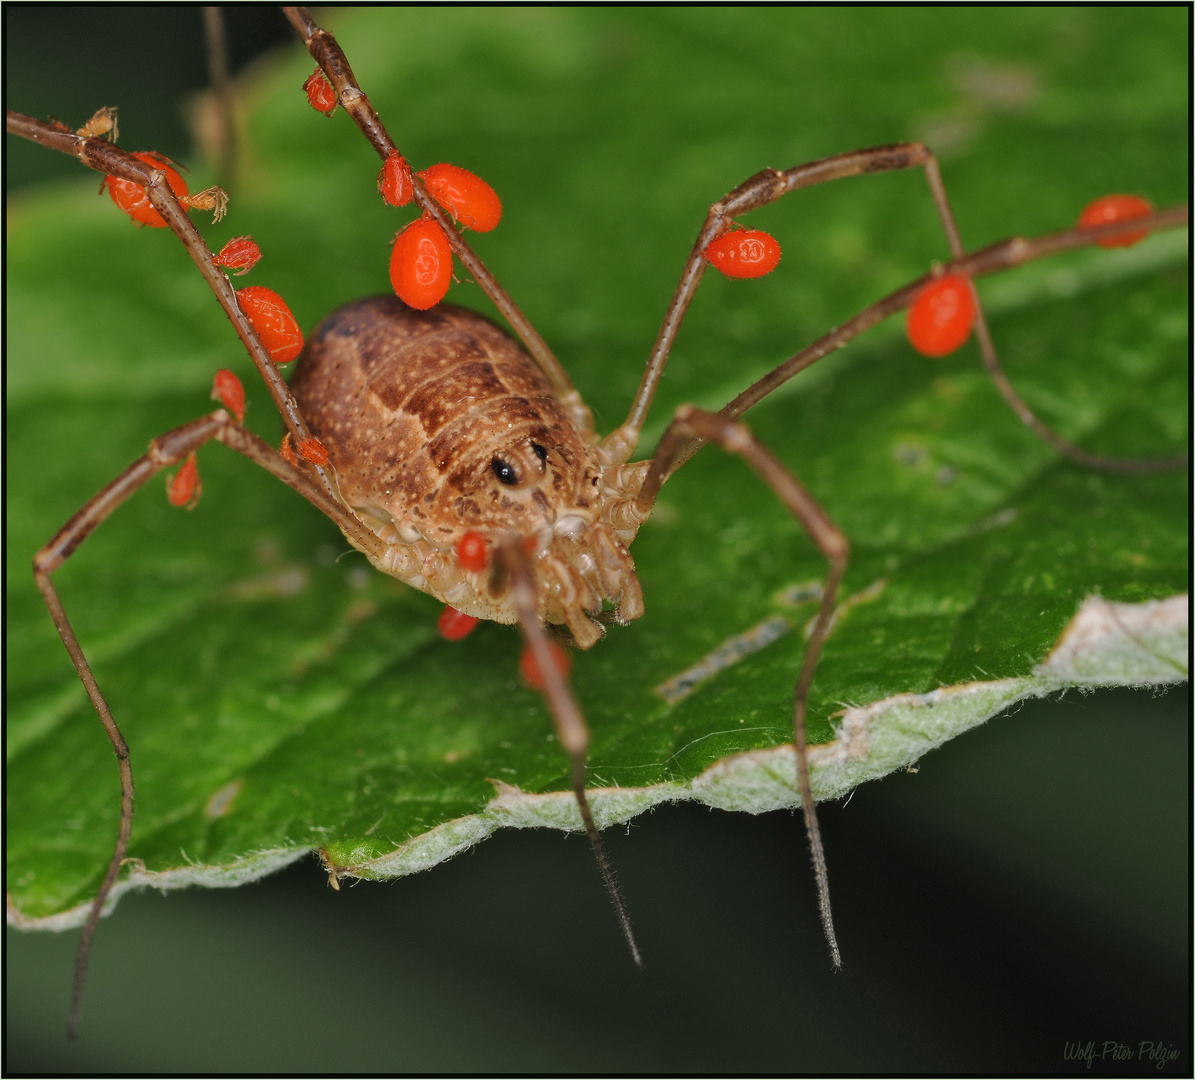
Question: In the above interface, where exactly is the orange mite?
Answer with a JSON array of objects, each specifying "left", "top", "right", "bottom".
[
  {"left": 389, "top": 215, "right": 453, "bottom": 309},
  {"left": 1078, "top": 194, "right": 1154, "bottom": 249},
  {"left": 702, "top": 227, "right": 782, "bottom": 279},
  {"left": 455, "top": 531, "right": 489, "bottom": 572},
  {"left": 166, "top": 452, "right": 202, "bottom": 509},
  {"left": 519, "top": 641, "right": 572, "bottom": 691},
  {"left": 210, "top": 369, "right": 245, "bottom": 424},
  {"left": 906, "top": 274, "right": 977, "bottom": 358},
  {"left": 236, "top": 286, "right": 304, "bottom": 364},
  {"left": 213, "top": 237, "right": 262, "bottom": 276},
  {"left": 303, "top": 68, "right": 337, "bottom": 115},
  {"left": 104, "top": 151, "right": 189, "bottom": 228},
  {"left": 418, "top": 163, "right": 502, "bottom": 232},
  {"left": 378, "top": 151, "right": 414, "bottom": 207},
  {"left": 297, "top": 437, "right": 329, "bottom": 466},
  {"left": 438, "top": 607, "right": 481, "bottom": 641}
]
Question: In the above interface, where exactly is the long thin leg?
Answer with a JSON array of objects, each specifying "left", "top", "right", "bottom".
[
  {"left": 497, "top": 541, "right": 643, "bottom": 968},
  {"left": 4, "top": 109, "right": 343, "bottom": 505},
  {"left": 37, "top": 574, "right": 131, "bottom": 1040},
  {"left": 635, "top": 406, "right": 850, "bottom": 967},
  {"left": 202, "top": 6, "right": 237, "bottom": 188},
  {"left": 602, "top": 142, "right": 964, "bottom": 461},
  {"left": 597, "top": 133, "right": 1186, "bottom": 470},
  {"left": 660, "top": 208, "right": 1188, "bottom": 479},
  {"left": 967, "top": 298, "right": 1180, "bottom": 474},
  {"left": 38, "top": 410, "right": 389, "bottom": 1038},
  {"left": 281, "top": 6, "right": 595, "bottom": 440}
]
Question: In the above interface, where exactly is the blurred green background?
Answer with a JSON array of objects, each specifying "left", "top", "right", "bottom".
[{"left": 5, "top": 6, "right": 1188, "bottom": 1072}]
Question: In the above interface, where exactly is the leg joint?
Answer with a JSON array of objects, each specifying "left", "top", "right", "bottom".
[{"left": 147, "top": 411, "right": 228, "bottom": 465}]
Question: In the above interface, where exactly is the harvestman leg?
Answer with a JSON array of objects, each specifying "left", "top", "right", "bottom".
[
  {"left": 497, "top": 542, "right": 644, "bottom": 967},
  {"left": 36, "top": 411, "right": 388, "bottom": 1038},
  {"left": 605, "top": 144, "right": 1186, "bottom": 475},
  {"left": 613, "top": 169, "right": 1186, "bottom": 966},
  {"left": 558, "top": 190, "right": 1184, "bottom": 970},
  {"left": 283, "top": 4, "right": 1189, "bottom": 471},
  {"left": 5, "top": 107, "right": 349, "bottom": 507},
  {"left": 281, "top": 5, "right": 1188, "bottom": 472},
  {"left": 281, "top": 11, "right": 1186, "bottom": 963},
  {"left": 201, "top": 6, "right": 237, "bottom": 188},
  {"left": 603, "top": 142, "right": 967, "bottom": 461},
  {"left": 688, "top": 212, "right": 1189, "bottom": 478},
  {"left": 283, "top": 5, "right": 597, "bottom": 440},
  {"left": 634, "top": 406, "right": 849, "bottom": 966},
  {"left": 6, "top": 101, "right": 407, "bottom": 1034}
]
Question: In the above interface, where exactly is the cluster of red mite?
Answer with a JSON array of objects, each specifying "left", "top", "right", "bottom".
[{"left": 100, "top": 65, "right": 1161, "bottom": 684}]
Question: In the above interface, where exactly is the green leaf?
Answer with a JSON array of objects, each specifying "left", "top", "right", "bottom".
[{"left": 6, "top": 7, "right": 1187, "bottom": 926}]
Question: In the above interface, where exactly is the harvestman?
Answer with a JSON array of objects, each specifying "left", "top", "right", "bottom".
[{"left": 8, "top": 6, "right": 1187, "bottom": 1038}]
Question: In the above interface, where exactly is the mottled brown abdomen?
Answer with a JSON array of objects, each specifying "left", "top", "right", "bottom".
[{"left": 290, "top": 295, "right": 595, "bottom": 543}]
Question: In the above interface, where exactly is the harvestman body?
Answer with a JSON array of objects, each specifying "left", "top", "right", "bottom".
[
  {"left": 9, "top": 3, "right": 1186, "bottom": 1040},
  {"left": 291, "top": 296, "right": 649, "bottom": 646}
]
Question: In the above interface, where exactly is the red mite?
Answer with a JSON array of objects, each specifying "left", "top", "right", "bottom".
[
  {"left": 378, "top": 151, "right": 414, "bottom": 207},
  {"left": 455, "top": 531, "right": 489, "bottom": 572},
  {"left": 303, "top": 68, "right": 337, "bottom": 116},
  {"left": 906, "top": 274, "right": 977, "bottom": 357},
  {"left": 166, "top": 452, "right": 201, "bottom": 509},
  {"left": 1078, "top": 194, "right": 1154, "bottom": 249},
  {"left": 390, "top": 215, "right": 453, "bottom": 309},
  {"left": 297, "top": 437, "right": 329, "bottom": 466},
  {"left": 213, "top": 237, "right": 262, "bottom": 276},
  {"left": 104, "top": 151, "right": 189, "bottom": 228},
  {"left": 519, "top": 641, "right": 572, "bottom": 691},
  {"left": 236, "top": 286, "right": 304, "bottom": 364},
  {"left": 418, "top": 163, "right": 503, "bottom": 232},
  {"left": 438, "top": 607, "right": 480, "bottom": 641},
  {"left": 702, "top": 228, "right": 782, "bottom": 278},
  {"left": 210, "top": 369, "right": 245, "bottom": 424}
]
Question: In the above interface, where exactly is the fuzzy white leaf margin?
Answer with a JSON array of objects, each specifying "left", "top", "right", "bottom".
[{"left": 10, "top": 593, "right": 1187, "bottom": 931}]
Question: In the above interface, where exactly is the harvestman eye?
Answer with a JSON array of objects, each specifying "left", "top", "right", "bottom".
[
  {"left": 491, "top": 457, "right": 519, "bottom": 485},
  {"left": 531, "top": 441, "right": 548, "bottom": 464}
]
